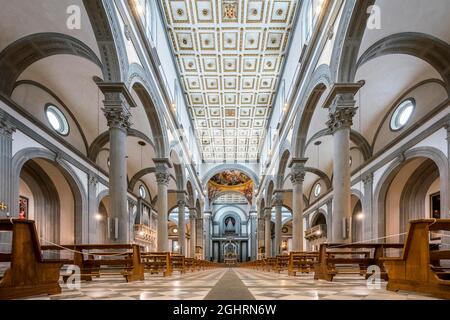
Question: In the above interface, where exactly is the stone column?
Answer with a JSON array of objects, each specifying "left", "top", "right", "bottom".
[
  {"left": 189, "top": 208, "right": 197, "bottom": 258},
  {"left": 0, "top": 117, "right": 14, "bottom": 253},
  {"left": 362, "top": 173, "right": 374, "bottom": 241},
  {"left": 177, "top": 199, "right": 186, "bottom": 255},
  {"left": 87, "top": 174, "right": 99, "bottom": 244},
  {"left": 444, "top": 122, "right": 450, "bottom": 219},
  {"left": 273, "top": 194, "right": 283, "bottom": 256},
  {"left": 326, "top": 199, "right": 333, "bottom": 241},
  {"left": 326, "top": 93, "right": 357, "bottom": 243},
  {"left": 196, "top": 216, "right": 204, "bottom": 259},
  {"left": 290, "top": 158, "right": 307, "bottom": 251},
  {"left": 249, "top": 210, "right": 258, "bottom": 260},
  {"left": 0, "top": 117, "right": 15, "bottom": 219},
  {"left": 264, "top": 207, "right": 272, "bottom": 257},
  {"left": 99, "top": 83, "right": 134, "bottom": 243},
  {"left": 154, "top": 159, "right": 171, "bottom": 252},
  {"left": 257, "top": 216, "right": 265, "bottom": 258},
  {"left": 204, "top": 211, "right": 212, "bottom": 261}
]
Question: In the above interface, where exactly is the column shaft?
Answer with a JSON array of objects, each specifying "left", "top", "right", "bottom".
[
  {"left": 290, "top": 160, "right": 306, "bottom": 251},
  {"left": 190, "top": 209, "right": 196, "bottom": 258},
  {"left": 327, "top": 103, "right": 357, "bottom": 243},
  {"left": 177, "top": 201, "right": 186, "bottom": 255},
  {"left": 155, "top": 168, "right": 170, "bottom": 252},
  {"left": 204, "top": 213, "right": 211, "bottom": 261},
  {"left": 0, "top": 118, "right": 14, "bottom": 219},
  {"left": 274, "top": 204, "right": 282, "bottom": 255},
  {"left": 264, "top": 211, "right": 271, "bottom": 257},
  {"left": 109, "top": 125, "right": 129, "bottom": 242}
]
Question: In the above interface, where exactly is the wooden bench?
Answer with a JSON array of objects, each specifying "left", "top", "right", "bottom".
[
  {"left": 288, "top": 252, "right": 319, "bottom": 276},
  {"left": 0, "top": 219, "right": 64, "bottom": 299},
  {"left": 275, "top": 255, "right": 290, "bottom": 273},
  {"left": 264, "top": 257, "right": 277, "bottom": 272},
  {"left": 184, "top": 258, "right": 194, "bottom": 272},
  {"left": 41, "top": 244, "right": 145, "bottom": 283},
  {"left": 141, "top": 252, "right": 172, "bottom": 277},
  {"left": 171, "top": 254, "right": 186, "bottom": 274},
  {"left": 314, "top": 243, "right": 404, "bottom": 281},
  {"left": 382, "top": 219, "right": 450, "bottom": 299}
]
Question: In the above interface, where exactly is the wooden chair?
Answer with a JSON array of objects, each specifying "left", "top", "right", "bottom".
[
  {"left": 0, "top": 219, "right": 64, "bottom": 299},
  {"left": 382, "top": 219, "right": 450, "bottom": 299}
]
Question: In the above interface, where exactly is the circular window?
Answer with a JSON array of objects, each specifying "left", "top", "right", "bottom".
[
  {"left": 45, "top": 105, "right": 69, "bottom": 135},
  {"left": 390, "top": 99, "right": 415, "bottom": 131},
  {"left": 314, "top": 183, "right": 322, "bottom": 197},
  {"left": 139, "top": 185, "right": 147, "bottom": 198}
]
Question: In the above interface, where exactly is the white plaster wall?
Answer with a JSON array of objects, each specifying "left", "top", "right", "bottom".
[{"left": 12, "top": 130, "right": 48, "bottom": 157}]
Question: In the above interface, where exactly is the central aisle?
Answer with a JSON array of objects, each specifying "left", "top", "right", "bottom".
[{"left": 23, "top": 268, "right": 440, "bottom": 300}]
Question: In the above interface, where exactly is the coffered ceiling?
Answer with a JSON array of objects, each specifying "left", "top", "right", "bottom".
[{"left": 160, "top": 0, "right": 298, "bottom": 163}]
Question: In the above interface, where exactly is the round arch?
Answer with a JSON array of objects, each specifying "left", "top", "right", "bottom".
[
  {"left": 128, "top": 65, "right": 169, "bottom": 158},
  {"left": 12, "top": 147, "right": 88, "bottom": 243},
  {"left": 373, "top": 147, "right": 449, "bottom": 238},
  {"left": 202, "top": 164, "right": 260, "bottom": 188},
  {"left": 292, "top": 65, "right": 332, "bottom": 158}
]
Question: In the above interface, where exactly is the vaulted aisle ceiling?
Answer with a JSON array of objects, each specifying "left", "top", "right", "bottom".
[{"left": 160, "top": 0, "right": 298, "bottom": 163}]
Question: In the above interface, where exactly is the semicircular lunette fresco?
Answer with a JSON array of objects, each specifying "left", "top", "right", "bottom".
[{"left": 208, "top": 170, "right": 254, "bottom": 205}]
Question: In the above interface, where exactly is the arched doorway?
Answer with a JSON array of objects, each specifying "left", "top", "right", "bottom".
[
  {"left": 307, "top": 211, "right": 327, "bottom": 251},
  {"left": 378, "top": 156, "right": 441, "bottom": 243},
  {"left": 18, "top": 158, "right": 80, "bottom": 245},
  {"left": 351, "top": 194, "right": 363, "bottom": 243},
  {"left": 96, "top": 195, "right": 110, "bottom": 244}
]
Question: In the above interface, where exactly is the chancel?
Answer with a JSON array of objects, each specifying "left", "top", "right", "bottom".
[{"left": 0, "top": 0, "right": 449, "bottom": 301}]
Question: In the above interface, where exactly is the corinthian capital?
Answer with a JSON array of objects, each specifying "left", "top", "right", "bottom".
[
  {"left": 103, "top": 107, "right": 132, "bottom": 130},
  {"left": 327, "top": 106, "right": 357, "bottom": 133},
  {"left": 155, "top": 172, "right": 170, "bottom": 186},
  {"left": 0, "top": 118, "right": 15, "bottom": 137},
  {"left": 291, "top": 170, "right": 305, "bottom": 185}
]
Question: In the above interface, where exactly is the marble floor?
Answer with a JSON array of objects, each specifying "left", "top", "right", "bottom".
[{"left": 22, "top": 268, "right": 442, "bottom": 300}]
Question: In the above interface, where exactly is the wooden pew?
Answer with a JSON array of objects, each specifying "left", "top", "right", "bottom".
[
  {"left": 171, "top": 254, "right": 186, "bottom": 274},
  {"left": 184, "top": 258, "right": 194, "bottom": 272},
  {"left": 41, "top": 244, "right": 145, "bottom": 283},
  {"left": 288, "top": 252, "right": 319, "bottom": 276},
  {"left": 141, "top": 252, "right": 172, "bottom": 277},
  {"left": 382, "top": 219, "right": 450, "bottom": 299},
  {"left": 313, "top": 243, "right": 404, "bottom": 281},
  {"left": 275, "top": 255, "right": 290, "bottom": 273},
  {"left": 0, "top": 219, "right": 64, "bottom": 300},
  {"left": 264, "top": 257, "right": 277, "bottom": 272}
]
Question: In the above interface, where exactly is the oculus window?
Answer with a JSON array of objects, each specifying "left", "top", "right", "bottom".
[
  {"left": 139, "top": 185, "right": 147, "bottom": 199},
  {"left": 314, "top": 183, "right": 322, "bottom": 197},
  {"left": 45, "top": 104, "right": 69, "bottom": 136},
  {"left": 390, "top": 99, "right": 415, "bottom": 131}
]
